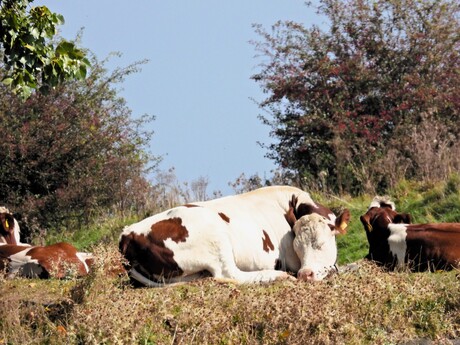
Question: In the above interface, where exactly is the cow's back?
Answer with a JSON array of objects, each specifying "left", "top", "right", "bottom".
[{"left": 406, "top": 224, "right": 460, "bottom": 269}]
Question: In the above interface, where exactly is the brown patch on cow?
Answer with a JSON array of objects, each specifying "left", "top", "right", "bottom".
[
  {"left": 218, "top": 212, "right": 230, "bottom": 223},
  {"left": 26, "top": 242, "right": 89, "bottom": 278},
  {"left": 184, "top": 204, "right": 200, "bottom": 208},
  {"left": 296, "top": 202, "right": 333, "bottom": 221},
  {"left": 404, "top": 223, "right": 460, "bottom": 271},
  {"left": 150, "top": 218, "right": 189, "bottom": 244},
  {"left": 262, "top": 230, "right": 275, "bottom": 253},
  {"left": 119, "top": 218, "right": 189, "bottom": 280},
  {"left": 120, "top": 231, "right": 184, "bottom": 279},
  {"left": 288, "top": 194, "right": 335, "bottom": 223}
]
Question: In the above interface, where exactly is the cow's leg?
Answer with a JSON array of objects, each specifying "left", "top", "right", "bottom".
[
  {"left": 160, "top": 229, "right": 293, "bottom": 284},
  {"left": 224, "top": 269, "right": 293, "bottom": 283},
  {"left": 211, "top": 264, "right": 293, "bottom": 283}
]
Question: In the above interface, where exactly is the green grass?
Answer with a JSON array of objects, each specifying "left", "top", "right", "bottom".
[{"left": 44, "top": 214, "right": 141, "bottom": 251}]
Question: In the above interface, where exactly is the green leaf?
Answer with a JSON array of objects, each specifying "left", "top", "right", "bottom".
[
  {"left": 1, "top": 2, "right": 91, "bottom": 99},
  {"left": 2, "top": 78, "right": 14, "bottom": 86},
  {"left": 31, "top": 27, "right": 40, "bottom": 39},
  {"left": 55, "top": 14, "right": 65, "bottom": 25},
  {"left": 24, "top": 43, "right": 35, "bottom": 51},
  {"left": 20, "top": 85, "right": 33, "bottom": 100},
  {"left": 55, "top": 41, "right": 75, "bottom": 55},
  {"left": 79, "top": 64, "right": 88, "bottom": 79}
]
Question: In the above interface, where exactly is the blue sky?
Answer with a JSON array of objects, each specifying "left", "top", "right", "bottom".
[{"left": 37, "top": 1, "right": 321, "bottom": 196}]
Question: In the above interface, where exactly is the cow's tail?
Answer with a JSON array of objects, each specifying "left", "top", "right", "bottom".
[{"left": 128, "top": 268, "right": 196, "bottom": 288}]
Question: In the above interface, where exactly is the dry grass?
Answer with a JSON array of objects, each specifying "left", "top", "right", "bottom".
[{"left": 0, "top": 245, "right": 459, "bottom": 345}]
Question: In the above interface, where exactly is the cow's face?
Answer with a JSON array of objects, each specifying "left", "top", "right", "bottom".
[
  {"left": 360, "top": 203, "right": 411, "bottom": 265},
  {"left": 292, "top": 213, "right": 340, "bottom": 281},
  {"left": 0, "top": 208, "right": 19, "bottom": 245}
]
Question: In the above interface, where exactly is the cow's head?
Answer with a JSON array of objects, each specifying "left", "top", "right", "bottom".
[
  {"left": 292, "top": 213, "right": 343, "bottom": 281},
  {"left": 0, "top": 207, "right": 20, "bottom": 245},
  {"left": 360, "top": 196, "right": 411, "bottom": 266}
]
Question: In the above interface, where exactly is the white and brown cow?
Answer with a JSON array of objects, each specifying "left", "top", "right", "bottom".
[
  {"left": 0, "top": 242, "right": 94, "bottom": 279},
  {"left": 0, "top": 207, "right": 94, "bottom": 278},
  {"left": 360, "top": 196, "right": 460, "bottom": 271},
  {"left": 119, "top": 186, "right": 350, "bottom": 286}
]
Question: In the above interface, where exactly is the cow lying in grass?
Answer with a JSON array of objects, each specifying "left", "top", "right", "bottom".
[
  {"left": 120, "top": 186, "right": 350, "bottom": 286},
  {"left": 360, "top": 196, "right": 460, "bottom": 271},
  {"left": 0, "top": 242, "right": 94, "bottom": 278},
  {"left": 0, "top": 206, "right": 94, "bottom": 279}
]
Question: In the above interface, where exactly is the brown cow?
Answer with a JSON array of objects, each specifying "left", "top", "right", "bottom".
[
  {"left": 0, "top": 242, "right": 94, "bottom": 279},
  {"left": 360, "top": 196, "right": 460, "bottom": 271}
]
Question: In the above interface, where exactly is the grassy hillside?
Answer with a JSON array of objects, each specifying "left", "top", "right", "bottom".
[{"left": 1, "top": 178, "right": 460, "bottom": 344}]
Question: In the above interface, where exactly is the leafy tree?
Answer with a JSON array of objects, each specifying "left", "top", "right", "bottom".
[
  {"left": 0, "top": 0, "right": 89, "bottom": 99},
  {"left": 0, "top": 55, "right": 158, "bottom": 241},
  {"left": 253, "top": 0, "right": 460, "bottom": 194}
]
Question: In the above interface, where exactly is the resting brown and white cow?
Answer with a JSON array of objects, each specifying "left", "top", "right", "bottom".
[
  {"left": 0, "top": 207, "right": 94, "bottom": 278},
  {"left": 0, "top": 242, "right": 94, "bottom": 278},
  {"left": 360, "top": 196, "right": 460, "bottom": 271},
  {"left": 119, "top": 186, "right": 350, "bottom": 286}
]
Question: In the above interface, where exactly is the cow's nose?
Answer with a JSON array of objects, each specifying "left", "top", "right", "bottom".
[{"left": 297, "top": 268, "right": 314, "bottom": 281}]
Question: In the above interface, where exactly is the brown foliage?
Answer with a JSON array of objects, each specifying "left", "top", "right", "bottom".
[{"left": 0, "top": 58, "right": 158, "bottom": 240}]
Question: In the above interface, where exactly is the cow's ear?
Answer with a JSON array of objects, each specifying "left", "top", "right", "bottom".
[
  {"left": 334, "top": 209, "right": 350, "bottom": 234},
  {"left": 285, "top": 194, "right": 298, "bottom": 228},
  {"left": 290, "top": 195, "right": 298, "bottom": 211},
  {"left": 394, "top": 213, "right": 411, "bottom": 224},
  {"left": 360, "top": 214, "right": 372, "bottom": 233},
  {"left": 284, "top": 206, "right": 297, "bottom": 229},
  {"left": 327, "top": 224, "right": 342, "bottom": 236}
]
